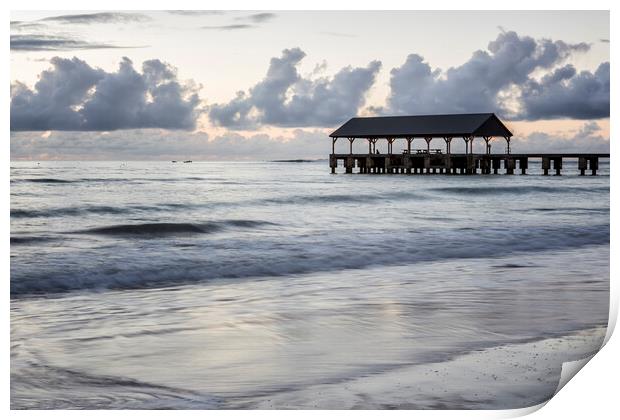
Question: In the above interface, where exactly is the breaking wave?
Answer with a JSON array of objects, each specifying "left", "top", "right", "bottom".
[{"left": 10, "top": 223, "right": 609, "bottom": 297}]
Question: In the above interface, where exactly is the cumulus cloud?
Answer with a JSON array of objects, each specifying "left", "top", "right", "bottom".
[
  {"left": 511, "top": 121, "right": 609, "bottom": 153},
  {"left": 384, "top": 31, "right": 592, "bottom": 118},
  {"left": 518, "top": 62, "right": 609, "bottom": 120},
  {"left": 209, "top": 48, "right": 381, "bottom": 129},
  {"left": 11, "top": 57, "right": 202, "bottom": 131}
]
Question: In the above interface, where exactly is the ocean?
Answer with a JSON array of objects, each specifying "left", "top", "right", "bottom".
[{"left": 10, "top": 160, "right": 610, "bottom": 409}]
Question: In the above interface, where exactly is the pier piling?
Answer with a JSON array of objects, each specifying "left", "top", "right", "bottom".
[
  {"left": 329, "top": 153, "right": 608, "bottom": 176},
  {"left": 553, "top": 158, "right": 562, "bottom": 176}
]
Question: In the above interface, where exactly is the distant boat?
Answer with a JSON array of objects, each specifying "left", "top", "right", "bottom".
[
  {"left": 183, "top": 160, "right": 192, "bottom": 163},
  {"left": 172, "top": 160, "right": 177, "bottom": 163}
]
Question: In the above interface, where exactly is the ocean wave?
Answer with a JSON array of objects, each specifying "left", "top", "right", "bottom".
[
  {"left": 10, "top": 223, "right": 609, "bottom": 297},
  {"left": 20, "top": 178, "right": 73, "bottom": 184},
  {"left": 530, "top": 207, "right": 609, "bottom": 214},
  {"left": 13, "top": 176, "right": 210, "bottom": 185},
  {"left": 261, "top": 191, "right": 423, "bottom": 205},
  {"left": 73, "top": 220, "right": 277, "bottom": 237},
  {"left": 10, "top": 236, "right": 56, "bottom": 245},
  {"left": 11, "top": 192, "right": 425, "bottom": 219},
  {"left": 429, "top": 186, "right": 609, "bottom": 195},
  {"left": 11, "top": 206, "right": 129, "bottom": 218},
  {"left": 10, "top": 360, "right": 220, "bottom": 409}
]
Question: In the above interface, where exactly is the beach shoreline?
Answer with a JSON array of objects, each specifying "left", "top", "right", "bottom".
[{"left": 239, "top": 327, "right": 607, "bottom": 410}]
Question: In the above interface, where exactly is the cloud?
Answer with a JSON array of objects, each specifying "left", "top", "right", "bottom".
[
  {"left": 10, "top": 120, "right": 609, "bottom": 161},
  {"left": 167, "top": 10, "right": 225, "bottom": 16},
  {"left": 10, "top": 128, "right": 332, "bottom": 161},
  {"left": 201, "top": 24, "right": 255, "bottom": 31},
  {"left": 209, "top": 48, "right": 381, "bottom": 129},
  {"left": 238, "top": 12, "right": 277, "bottom": 23},
  {"left": 517, "top": 62, "right": 609, "bottom": 120},
  {"left": 11, "top": 57, "right": 202, "bottom": 131},
  {"left": 384, "top": 31, "right": 591, "bottom": 118},
  {"left": 10, "top": 21, "right": 48, "bottom": 31},
  {"left": 511, "top": 121, "right": 609, "bottom": 153},
  {"left": 40, "top": 12, "right": 150, "bottom": 24},
  {"left": 10, "top": 34, "right": 142, "bottom": 51}
]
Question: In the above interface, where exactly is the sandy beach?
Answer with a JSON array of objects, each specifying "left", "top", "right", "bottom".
[{"left": 244, "top": 327, "right": 606, "bottom": 409}]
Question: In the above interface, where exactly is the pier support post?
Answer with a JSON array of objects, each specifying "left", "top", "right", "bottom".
[
  {"left": 480, "top": 157, "right": 490, "bottom": 174},
  {"left": 590, "top": 157, "right": 598, "bottom": 175},
  {"left": 492, "top": 159, "right": 501, "bottom": 174},
  {"left": 425, "top": 137, "right": 432, "bottom": 154},
  {"left": 520, "top": 157, "right": 528, "bottom": 175},
  {"left": 463, "top": 136, "right": 472, "bottom": 155},
  {"left": 505, "top": 158, "right": 515, "bottom": 175},
  {"left": 424, "top": 156, "right": 431, "bottom": 174},
  {"left": 578, "top": 157, "right": 587, "bottom": 176},
  {"left": 553, "top": 158, "right": 562, "bottom": 176},
  {"left": 348, "top": 137, "right": 355, "bottom": 154},
  {"left": 330, "top": 155, "right": 337, "bottom": 174},
  {"left": 483, "top": 136, "right": 493, "bottom": 154},
  {"left": 345, "top": 157, "right": 354, "bottom": 174},
  {"left": 466, "top": 155, "right": 475, "bottom": 174},
  {"left": 404, "top": 156, "right": 412, "bottom": 174},
  {"left": 444, "top": 137, "right": 453, "bottom": 154},
  {"left": 542, "top": 157, "right": 550, "bottom": 175}
]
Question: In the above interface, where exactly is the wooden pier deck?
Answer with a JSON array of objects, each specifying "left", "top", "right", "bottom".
[{"left": 329, "top": 153, "right": 610, "bottom": 176}]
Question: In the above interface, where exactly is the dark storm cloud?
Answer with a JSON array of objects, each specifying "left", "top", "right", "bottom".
[
  {"left": 384, "top": 31, "right": 592, "bottom": 118},
  {"left": 201, "top": 24, "right": 255, "bottom": 31},
  {"left": 40, "top": 12, "right": 151, "bottom": 24},
  {"left": 209, "top": 48, "right": 381, "bottom": 129},
  {"left": 10, "top": 34, "right": 138, "bottom": 51},
  {"left": 11, "top": 57, "right": 202, "bottom": 131},
  {"left": 518, "top": 62, "right": 610, "bottom": 120}
]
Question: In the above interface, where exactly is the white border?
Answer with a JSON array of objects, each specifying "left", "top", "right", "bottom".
[{"left": 4, "top": 1, "right": 616, "bottom": 419}]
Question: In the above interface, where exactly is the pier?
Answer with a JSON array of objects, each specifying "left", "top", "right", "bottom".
[
  {"left": 329, "top": 153, "right": 609, "bottom": 176},
  {"left": 329, "top": 113, "right": 609, "bottom": 175}
]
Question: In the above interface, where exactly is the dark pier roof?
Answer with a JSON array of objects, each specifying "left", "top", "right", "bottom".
[{"left": 330, "top": 113, "right": 513, "bottom": 139}]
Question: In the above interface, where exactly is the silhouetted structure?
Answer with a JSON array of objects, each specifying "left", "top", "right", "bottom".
[{"left": 328, "top": 113, "right": 609, "bottom": 175}]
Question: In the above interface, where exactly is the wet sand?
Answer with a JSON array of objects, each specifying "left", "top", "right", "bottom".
[{"left": 244, "top": 327, "right": 607, "bottom": 409}]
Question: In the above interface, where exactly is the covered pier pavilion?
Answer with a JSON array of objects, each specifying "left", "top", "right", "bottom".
[{"left": 329, "top": 113, "right": 608, "bottom": 175}]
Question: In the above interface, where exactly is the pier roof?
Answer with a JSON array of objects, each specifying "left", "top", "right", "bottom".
[{"left": 330, "top": 113, "right": 513, "bottom": 139}]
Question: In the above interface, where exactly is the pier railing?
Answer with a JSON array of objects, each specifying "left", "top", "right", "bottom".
[{"left": 329, "top": 153, "right": 610, "bottom": 176}]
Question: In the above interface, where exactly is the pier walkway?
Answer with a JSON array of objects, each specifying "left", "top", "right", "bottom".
[{"left": 329, "top": 152, "right": 610, "bottom": 176}]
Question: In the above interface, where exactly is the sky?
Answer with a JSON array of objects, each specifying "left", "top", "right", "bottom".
[{"left": 10, "top": 10, "right": 610, "bottom": 160}]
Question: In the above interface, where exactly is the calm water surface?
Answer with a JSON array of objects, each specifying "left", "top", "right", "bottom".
[{"left": 10, "top": 160, "right": 610, "bottom": 409}]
